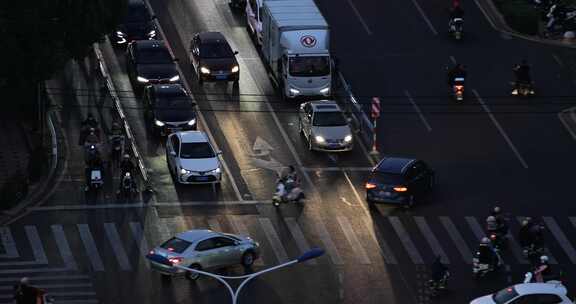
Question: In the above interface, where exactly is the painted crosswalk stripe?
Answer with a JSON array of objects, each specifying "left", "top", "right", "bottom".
[
  {"left": 77, "top": 224, "right": 104, "bottom": 271},
  {"left": 207, "top": 217, "right": 223, "bottom": 232},
  {"left": 104, "top": 223, "right": 131, "bottom": 271},
  {"left": 258, "top": 218, "right": 289, "bottom": 263},
  {"left": 51, "top": 225, "right": 77, "bottom": 270},
  {"left": 46, "top": 300, "right": 99, "bottom": 304},
  {"left": 311, "top": 219, "right": 344, "bottom": 265},
  {"left": 337, "top": 216, "right": 371, "bottom": 265},
  {"left": 130, "top": 222, "right": 150, "bottom": 269},
  {"left": 285, "top": 218, "right": 316, "bottom": 265},
  {"left": 415, "top": 217, "right": 449, "bottom": 264},
  {"left": 361, "top": 219, "right": 397, "bottom": 264},
  {"left": 516, "top": 217, "right": 557, "bottom": 264},
  {"left": 465, "top": 217, "right": 526, "bottom": 264},
  {"left": 544, "top": 217, "right": 576, "bottom": 264},
  {"left": 439, "top": 217, "right": 472, "bottom": 263},
  {"left": 389, "top": 217, "right": 423, "bottom": 264},
  {"left": 0, "top": 283, "right": 93, "bottom": 290},
  {"left": 0, "top": 226, "right": 46, "bottom": 266},
  {"left": 0, "top": 227, "right": 18, "bottom": 258},
  {"left": 227, "top": 216, "right": 263, "bottom": 266},
  {"left": 0, "top": 275, "right": 90, "bottom": 282}
]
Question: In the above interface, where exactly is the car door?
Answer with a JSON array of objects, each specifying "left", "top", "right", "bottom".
[
  {"left": 166, "top": 134, "right": 180, "bottom": 172},
  {"left": 301, "top": 103, "right": 313, "bottom": 139},
  {"left": 190, "top": 35, "right": 200, "bottom": 71},
  {"left": 126, "top": 44, "right": 136, "bottom": 80},
  {"left": 143, "top": 87, "right": 153, "bottom": 123},
  {"left": 193, "top": 238, "right": 220, "bottom": 269},
  {"left": 212, "top": 236, "right": 243, "bottom": 267}
]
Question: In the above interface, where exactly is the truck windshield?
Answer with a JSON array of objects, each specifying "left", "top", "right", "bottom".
[{"left": 289, "top": 56, "right": 330, "bottom": 77}]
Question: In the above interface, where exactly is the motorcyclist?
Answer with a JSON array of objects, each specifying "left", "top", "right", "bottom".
[
  {"left": 533, "top": 255, "right": 555, "bottom": 282},
  {"left": 79, "top": 113, "right": 100, "bottom": 146},
  {"left": 283, "top": 165, "right": 299, "bottom": 191},
  {"left": 449, "top": 2, "right": 464, "bottom": 30},
  {"left": 476, "top": 237, "right": 499, "bottom": 268},
  {"left": 119, "top": 154, "right": 136, "bottom": 176},
  {"left": 85, "top": 144, "right": 101, "bottom": 166},
  {"left": 14, "top": 277, "right": 42, "bottom": 304},
  {"left": 518, "top": 218, "right": 535, "bottom": 248},
  {"left": 430, "top": 256, "right": 449, "bottom": 283},
  {"left": 118, "top": 172, "right": 137, "bottom": 196},
  {"left": 513, "top": 60, "right": 532, "bottom": 85},
  {"left": 110, "top": 121, "right": 123, "bottom": 136},
  {"left": 85, "top": 155, "right": 104, "bottom": 191},
  {"left": 447, "top": 64, "right": 467, "bottom": 86}
]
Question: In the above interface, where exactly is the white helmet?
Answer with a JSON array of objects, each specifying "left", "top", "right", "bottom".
[
  {"left": 486, "top": 216, "right": 496, "bottom": 224},
  {"left": 20, "top": 277, "right": 29, "bottom": 285},
  {"left": 493, "top": 206, "right": 501, "bottom": 213},
  {"left": 540, "top": 255, "right": 549, "bottom": 263},
  {"left": 481, "top": 237, "right": 491, "bottom": 244}
]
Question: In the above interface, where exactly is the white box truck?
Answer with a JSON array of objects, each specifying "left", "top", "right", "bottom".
[{"left": 260, "top": 0, "right": 332, "bottom": 100}]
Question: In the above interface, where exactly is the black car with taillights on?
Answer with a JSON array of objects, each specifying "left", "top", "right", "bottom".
[
  {"left": 189, "top": 32, "right": 239, "bottom": 85},
  {"left": 111, "top": 0, "right": 157, "bottom": 47},
  {"left": 365, "top": 157, "right": 435, "bottom": 207},
  {"left": 126, "top": 40, "right": 180, "bottom": 93},
  {"left": 143, "top": 84, "right": 197, "bottom": 137}
]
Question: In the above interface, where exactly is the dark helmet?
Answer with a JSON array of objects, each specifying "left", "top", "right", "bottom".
[
  {"left": 123, "top": 154, "right": 130, "bottom": 160},
  {"left": 521, "top": 59, "right": 528, "bottom": 65}
]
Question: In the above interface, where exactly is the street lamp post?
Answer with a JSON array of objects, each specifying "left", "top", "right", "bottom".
[{"left": 149, "top": 248, "right": 324, "bottom": 304}]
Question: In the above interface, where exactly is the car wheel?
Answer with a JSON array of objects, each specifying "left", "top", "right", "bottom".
[
  {"left": 185, "top": 264, "right": 201, "bottom": 281},
  {"left": 241, "top": 251, "right": 255, "bottom": 267}
]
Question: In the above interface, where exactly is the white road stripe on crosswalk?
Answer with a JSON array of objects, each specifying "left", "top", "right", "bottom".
[
  {"left": 49, "top": 300, "right": 99, "bottom": 304},
  {"left": 0, "top": 267, "right": 70, "bottom": 274},
  {"left": 439, "top": 217, "right": 472, "bottom": 263},
  {"left": 415, "top": 217, "right": 449, "bottom": 264},
  {"left": 0, "top": 283, "right": 93, "bottom": 290},
  {"left": 361, "top": 220, "right": 397, "bottom": 264},
  {"left": 157, "top": 218, "right": 173, "bottom": 241},
  {"left": 516, "top": 217, "right": 558, "bottom": 264},
  {"left": 258, "top": 218, "right": 289, "bottom": 263},
  {"left": 544, "top": 217, "right": 576, "bottom": 264},
  {"left": 0, "top": 291, "right": 97, "bottom": 299},
  {"left": 337, "top": 217, "right": 371, "bottom": 265},
  {"left": 129, "top": 222, "right": 150, "bottom": 269},
  {"left": 389, "top": 217, "right": 424, "bottom": 264},
  {"left": 0, "top": 227, "right": 18, "bottom": 258},
  {"left": 207, "top": 217, "right": 223, "bottom": 232},
  {"left": 227, "top": 216, "right": 264, "bottom": 266},
  {"left": 51, "top": 225, "right": 77, "bottom": 270},
  {"left": 0, "top": 275, "right": 90, "bottom": 282},
  {"left": 0, "top": 226, "right": 46, "bottom": 266},
  {"left": 104, "top": 223, "right": 131, "bottom": 271},
  {"left": 311, "top": 219, "right": 344, "bottom": 265},
  {"left": 285, "top": 218, "right": 316, "bottom": 265},
  {"left": 465, "top": 217, "right": 527, "bottom": 264},
  {"left": 77, "top": 224, "right": 104, "bottom": 271}
]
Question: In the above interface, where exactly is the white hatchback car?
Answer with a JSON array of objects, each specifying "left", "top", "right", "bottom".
[
  {"left": 298, "top": 100, "right": 353, "bottom": 152},
  {"left": 166, "top": 131, "right": 222, "bottom": 184},
  {"left": 470, "top": 282, "right": 572, "bottom": 304}
]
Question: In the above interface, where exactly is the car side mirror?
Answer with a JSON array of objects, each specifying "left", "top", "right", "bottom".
[{"left": 234, "top": 51, "right": 239, "bottom": 55}]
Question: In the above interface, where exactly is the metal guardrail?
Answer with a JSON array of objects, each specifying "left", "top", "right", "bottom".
[{"left": 92, "top": 43, "right": 153, "bottom": 194}]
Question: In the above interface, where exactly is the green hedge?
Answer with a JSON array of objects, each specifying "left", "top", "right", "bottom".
[{"left": 494, "top": 0, "right": 540, "bottom": 35}]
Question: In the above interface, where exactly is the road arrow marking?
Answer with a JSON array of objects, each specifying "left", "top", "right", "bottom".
[
  {"left": 251, "top": 136, "right": 274, "bottom": 157},
  {"left": 250, "top": 157, "right": 286, "bottom": 176}
]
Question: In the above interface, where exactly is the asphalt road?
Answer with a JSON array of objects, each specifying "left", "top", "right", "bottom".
[{"left": 3, "top": 0, "right": 576, "bottom": 304}]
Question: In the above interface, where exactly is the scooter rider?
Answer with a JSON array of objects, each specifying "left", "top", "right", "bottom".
[
  {"left": 533, "top": 255, "right": 555, "bottom": 282},
  {"left": 490, "top": 206, "right": 508, "bottom": 235},
  {"left": 518, "top": 218, "right": 535, "bottom": 248},
  {"left": 117, "top": 172, "right": 137, "bottom": 196},
  {"left": 85, "top": 155, "right": 104, "bottom": 192},
  {"left": 476, "top": 237, "right": 500, "bottom": 268},
  {"left": 120, "top": 154, "right": 136, "bottom": 176},
  {"left": 447, "top": 63, "right": 466, "bottom": 86},
  {"left": 449, "top": 2, "right": 464, "bottom": 30},
  {"left": 14, "top": 277, "right": 43, "bottom": 304},
  {"left": 430, "top": 255, "right": 449, "bottom": 283},
  {"left": 514, "top": 60, "right": 532, "bottom": 85},
  {"left": 79, "top": 113, "right": 99, "bottom": 146}
]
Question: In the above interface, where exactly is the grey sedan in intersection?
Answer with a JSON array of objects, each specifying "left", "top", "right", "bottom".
[
  {"left": 298, "top": 100, "right": 354, "bottom": 152},
  {"left": 147, "top": 229, "right": 260, "bottom": 280}
]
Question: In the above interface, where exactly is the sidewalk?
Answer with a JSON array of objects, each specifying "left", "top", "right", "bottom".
[{"left": 0, "top": 115, "right": 32, "bottom": 208}]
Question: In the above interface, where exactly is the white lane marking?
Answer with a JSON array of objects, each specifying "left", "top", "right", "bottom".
[
  {"left": 227, "top": 216, "right": 264, "bottom": 266},
  {"left": 302, "top": 167, "right": 374, "bottom": 172},
  {"left": 258, "top": 218, "right": 289, "bottom": 263},
  {"left": 0, "top": 292, "right": 97, "bottom": 299},
  {"left": 473, "top": 0, "right": 497, "bottom": 29},
  {"left": 473, "top": 89, "right": 528, "bottom": 169},
  {"left": 439, "top": 217, "right": 473, "bottom": 263},
  {"left": 129, "top": 222, "right": 150, "bottom": 269},
  {"left": 51, "top": 225, "right": 77, "bottom": 270},
  {"left": 343, "top": 170, "right": 369, "bottom": 215},
  {"left": 552, "top": 53, "right": 564, "bottom": 68},
  {"left": 516, "top": 217, "right": 557, "bottom": 264},
  {"left": 0, "top": 283, "right": 93, "bottom": 290},
  {"left": 465, "top": 216, "right": 526, "bottom": 264},
  {"left": 544, "top": 217, "right": 576, "bottom": 264},
  {"left": 104, "top": 223, "right": 132, "bottom": 271},
  {"left": 0, "top": 267, "right": 70, "bottom": 274},
  {"left": 410, "top": 0, "right": 438, "bottom": 35},
  {"left": 405, "top": 90, "right": 432, "bottom": 132},
  {"left": 312, "top": 220, "right": 344, "bottom": 265},
  {"left": 28, "top": 200, "right": 262, "bottom": 211},
  {"left": 337, "top": 216, "right": 371, "bottom": 265},
  {"left": 27, "top": 226, "right": 47, "bottom": 264},
  {"left": 449, "top": 56, "right": 457, "bottom": 65},
  {"left": 0, "top": 275, "right": 90, "bottom": 282},
  {"left": 389, "top": 217, "right": 424, "bottom": 264},
  {"left": 207, "top": 217, "right": 223, "bottom": 232},
  {"left": 33, "top": 299, "right": 99, "bottom": 304},
  {"left": 0, "top": 227, "right": 18, "bottom": 258},
  {"left": 346, "top": 0, "right": 373, "bottom": 35},
  {"left": 77, "top": 224, "right": 104, "bottom": 272},
  {"left": 414, "top": 217, "right": 450, "bottom": 264},
  {"left": 360, "top": 219, "right": 398, "bottom": 264},
  {"left": 285, "top": 218, "right": 316, "bottom": 265},
  {"left": 558, "top": 109, "right": 576, "bottom": 141}
]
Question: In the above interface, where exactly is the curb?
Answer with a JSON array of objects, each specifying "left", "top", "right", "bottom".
[{"left": 476, "top": 0, "right": 576, "bottom": 48}]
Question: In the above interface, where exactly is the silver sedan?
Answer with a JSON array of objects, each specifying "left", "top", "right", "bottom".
[{"left": 147, "top": 229, "right": 260, "bottom": 280}]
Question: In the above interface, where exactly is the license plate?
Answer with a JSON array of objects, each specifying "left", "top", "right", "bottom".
[
  {"left": 196, "top": 176, "right": 209, "bottom": 181},
  {"left": 168, "top": 128, "right": 181, "bottom": 133},
  {"left": 379, "top": 191, "right": 391, "bottom": 197},
  {"left": 216, "top": 75, "right": 227, "bottom": 80}
]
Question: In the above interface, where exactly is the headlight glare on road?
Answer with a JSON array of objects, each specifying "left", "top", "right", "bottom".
[
  {"left": 154, "top": 119, "right": 165, "bottom": 127},
  {"left": 187, "top": 119, "right": 196, "bottom": 126},
  {"left": 137, "top": 76, "right": 149, "bottom": 83},
  {"left": 180, "top": 168, "right": 191, "bottom": 175},
  {"left": 169, "top": 75, "right": 180, "bottom": 82},
  {"left": 200, "top": 67, "right": 210, "bottom": 74},
  {"left": 231, "top": 65, "right": 239, "bottom": 73},
  {"left": 344, "top": 135, "right": 353, "bottom": 142},
  {"left": 314, "top": 135, "right": 325, "bottom": 143}
]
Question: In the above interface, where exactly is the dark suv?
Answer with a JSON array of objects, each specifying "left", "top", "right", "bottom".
[
  {"left": 126, "top": 40, "right": 179, "bottom": 93},
  {"left": 189, "top": 32, "right": 239, "bottom": 84},
  {"left": 365, "top": 157, "right": 435, "bottom": 207},
  {"left": 143, "top": 84, "right": 197, "bottom": 136},
  {"left": 112, "top": 0, "right": 157, "bottom": 47}
]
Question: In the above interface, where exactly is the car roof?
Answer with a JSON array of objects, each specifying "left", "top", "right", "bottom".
[
  {"left": 197, "top": 32, "right": 227, "bottom": 43},
  {"left": 375, "top": 157, "right": 417, "bottom": 174},
  {"left": 514, "top": 283, "right": 567, "bottom": 296},
  {"left": 176, "top": 229, "right": 220, "bottom": 243},
  {"left": 309, "top": 100, "right": 341, "bottom": 112},
  {"left": 135, "top": 40, "right": 166, "bottom": 50},
  {"left": 178, "top": 131, "right": 209, "bottom": 143},
  {"left": 150, "top": 84, "right": 186, "bottom": 95}
]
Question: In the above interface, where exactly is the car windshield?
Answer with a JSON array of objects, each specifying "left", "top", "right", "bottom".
[
  {"left": 312, "top": 112, "right": 347, "bottom": 127},
  {"left": 200, "top": 42, "right": 234, "bottom": 58},
  {"left": 138, "top": 47, "right": 172, "bottom": 64},
  {"left": 492, "top": 287, "right": 519, "bottom": 304},
  {"left": 180, "top": 142, "right": 215, "bottom": 159},
  {"left": 126, "top": 6, "right": 150, "bottom": 23},
  {"left": 160, "top": 237, "right": 191, "bottom": 254},
  {"left": 289, "top": 56, "right": 330, "bottom": 77},
  {"left": 156, "top": 92, "right": 189, "bottom": 109},
  {"left": 371, "top": 172, "right": 405, "bottom": 185}
]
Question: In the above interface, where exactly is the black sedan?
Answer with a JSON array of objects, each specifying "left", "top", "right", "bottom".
[
  {"left": 143, "top": 84, "right": 197, "bottom": 137},
  {"left": 365, "top": 157, "right": 435, "bottom": 207},
  {"left": 189, "top": 32, "right": 239, "bottom": 84},
  {"left": 126, "top": 40, "right": 180, "bottom": 92},
  {"left": 111, "top": 0, "right": 156, "bottom": 47}
]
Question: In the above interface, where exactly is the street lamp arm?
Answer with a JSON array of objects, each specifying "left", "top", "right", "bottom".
[
  {"left": 233, "top": 260, "right": 299, "bottom": 304},
  {"left": 174, "top": 264, "right": 235, "bottom": 298},
  {"left": 202, "top": 260, "right": 299, "bottom": 280}
]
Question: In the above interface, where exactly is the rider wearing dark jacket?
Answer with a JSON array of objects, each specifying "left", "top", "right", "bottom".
[
  {"left": 514, "top": 60, "right": 532, "bottom": 84},
  {"left": 430, "top": 256, "right": 448, "bottom": 282},
  {"left": 447, "top": 64, "right": 467, "bottom": 86}
]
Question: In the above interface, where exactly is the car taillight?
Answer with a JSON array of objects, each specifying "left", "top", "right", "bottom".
[
  {"left": 168, "top": 257, "right": 182, "bottom": 265},
  {"left": 365, "top": 183, "right": 377, "bottom": 189},
  {"left": 490, "top": 234, "right": 497, "bottom": 241},
  {"left": 393, "top": 186, "right": 408, "bottom": 192}
]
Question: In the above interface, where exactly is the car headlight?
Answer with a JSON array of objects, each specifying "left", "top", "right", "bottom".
[
  {"left": 231, "top": 65, "right": 239, "bottom": 73},
  {"left": 200, "top": 67, "right": 210, "bottom": 74},
  {"left": 137, "top": 76, "right": 149, "bottom": 83},
  {"left": 320, "top": 87, "right": 330, "bottom": 94},
  {"left": 187, "top": 118, "right": 196, "bottom": 126},
  {"left": 180, "top": 168, "right": 191, "bottom": 175},
  {"left": 116, "top": 31, "right": 125, "bottom": 37},
  {"left": 154, "top": 119, "right": 165, "bottom": 127},
  {"left": 344, "top": 135, "right": 353, "bottom": 142},
  {"left": 315, "top": 135, "right": 325, "bottom": 143},
  {"left": 148, "top": 30, "right": 156, "bottom": 38},
  {"left": 169, "top": 75, "right": 180, "bottom": 82},
  {"left": 289, "top": 88, "right": 300, "bottom": 95},
  {"left": 209, "top": 168, "right": 221, "bottom": 174}
]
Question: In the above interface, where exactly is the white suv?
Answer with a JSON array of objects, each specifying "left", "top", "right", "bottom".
[{"left": 166, "top": 131, "right": 222, "bottom": 184}]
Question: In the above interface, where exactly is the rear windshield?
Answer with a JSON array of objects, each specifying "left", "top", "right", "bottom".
[
  {"left": 492, "top": 287, "right": 519, "bottom": 304},
  {"left": 370, "top": 172, "right": 405, "bottom": 185},
  {"left": 160, "top": 237, "right": 191, "bottom": 254}
]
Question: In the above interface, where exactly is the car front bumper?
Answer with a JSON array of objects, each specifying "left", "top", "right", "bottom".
[
  {"left": 366, "top": 190, "right": 408, "bottom": 204},
  {"left": 149, "top": 260, "right": 186, "bottom": 275},
  {"left": 200, "top": 71, "right": 239, "bottom": 82},
  {"left": 177, "top": 172, "right": 222, "bottom": 184},
  {"left": 312, "top": 141, "right": 353, "bottom": 152}
]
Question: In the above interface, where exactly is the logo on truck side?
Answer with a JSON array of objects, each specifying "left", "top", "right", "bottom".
[{"left": 300, "top": 35, "right": 317, "bottom": 48}]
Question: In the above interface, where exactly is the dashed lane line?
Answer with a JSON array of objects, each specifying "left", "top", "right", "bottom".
[
  {"left": 389, "top": 217, "right": 424, "bottom": 264},
  {"left": 51, "top": 225, "right": 77, "bottom": 271},
  {"left": 415, "top": 217, "right": 450, "bottom": 264},
  {"left": 104, "top": 223, "right": 131, "bottom": 271},
  {"left": 439, "top": 217, "right": 473, "bottom": 263},
  {"left": 77, "top": 224, "right": 105, "bottom": 272}
]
